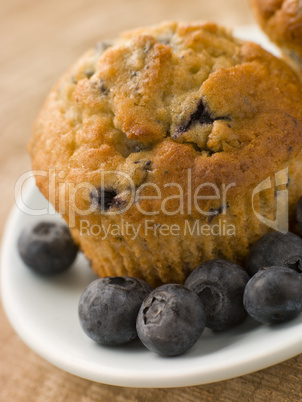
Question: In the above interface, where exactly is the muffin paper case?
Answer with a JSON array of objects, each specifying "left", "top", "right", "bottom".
[
  {"left": 28, "top": 21, "right": 302, "bottom": 286},
  {"left": 249, "top": 0, "right": 302, "bottom": 78}
]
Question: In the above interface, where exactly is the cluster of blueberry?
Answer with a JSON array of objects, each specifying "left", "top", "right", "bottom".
[
  {"left": 78, "top": 261, "right": 248, "bottom": 357},
  {"left": 17, "top": 199, "right": 302, "bottom": 357},
  {"left": 77, "top": 242, "right": 302, "bottom": 357}
]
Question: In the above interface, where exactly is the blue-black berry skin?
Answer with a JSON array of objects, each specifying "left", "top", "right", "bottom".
[
  {"left": 296, "top": 197, "right": 302, "bottom": 235},
  {"left": 17, "top": 221, "right": 78, "bottom": 275},
  {"left": 245, "top": 232, "right": 302, "bottom": 277},
  {"left": 185, "top": 259, "right": 249, "bottom": 331},
  {"left": 243, "top": 266, "right": 302, "bottom": 324},
  {"left": 136, "top": 284, "right": 206, "bottom": 357},
  {"left": 78, "top": 276, "right": 152, "bottom": 346}
]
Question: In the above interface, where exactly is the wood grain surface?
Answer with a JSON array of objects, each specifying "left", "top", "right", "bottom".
[{"left": 1, "top": 0, "right": 302, "bottom": 400}]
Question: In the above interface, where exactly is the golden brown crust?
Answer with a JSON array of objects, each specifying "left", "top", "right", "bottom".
[
  {"left": 250, "top": 0, "right": 302, "bottom": 72},
  {"left": 29, "top": 21, "right": 302, "bottom": 285}
]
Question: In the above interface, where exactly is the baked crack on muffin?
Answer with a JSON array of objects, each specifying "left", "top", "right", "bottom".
[
  {"left": 29, "top": 21, "right": 302, "bottom": 286},
  {"left": 249, "top": 0, "right": 302, "bottom": 77}
]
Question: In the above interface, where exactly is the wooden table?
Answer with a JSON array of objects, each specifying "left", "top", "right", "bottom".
[{"left": 1, "top": 0, "right": 302, "bottom": 400}]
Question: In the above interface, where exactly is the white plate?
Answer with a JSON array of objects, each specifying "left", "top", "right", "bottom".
[{"left": 2, "top": 26, "right": 301, "bottom": 388}]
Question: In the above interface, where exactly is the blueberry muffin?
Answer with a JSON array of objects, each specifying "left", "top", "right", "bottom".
[
  {"left": 29, "top": 21, "right": 302, "bottom": 286},
  {"left": 249, "top": 0, "right": 302, "bottom": 76}
]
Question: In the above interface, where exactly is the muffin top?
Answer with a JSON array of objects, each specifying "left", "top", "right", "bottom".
[
  {"left": 29, "top": 21, "right": 302, "bottom": 223},
  {"left": 250, "top": 0, "right": 302, "bottom": 66}
]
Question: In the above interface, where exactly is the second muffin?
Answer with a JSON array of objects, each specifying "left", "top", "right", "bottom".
[{"left": 250, "top": 0, "right": 302, "bottom": 77}]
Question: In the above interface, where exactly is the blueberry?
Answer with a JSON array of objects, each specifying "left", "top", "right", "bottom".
[
  {"left": 17, "top": 221, "right": 78, "bottom": 275},
  {"left": 136, "top": 284, "right": 205, "bottom": 357},
  {"left": 185, "top": 259, "right": 249, "bottom": 331},
  {"left": 175, "top": 99, "right": 229, "bottom": 135},
  {"left": 243, "top": 266, "right": 302, "bottom": 324},
  {"left": 296, "top": 197, "right": 302, "bottom": 235},
  {"left": 245, "top": 232, "right": 302, "bottom": 277},
  {"left": 78, "top": 276, "right": 152, "bottom": 346}
]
